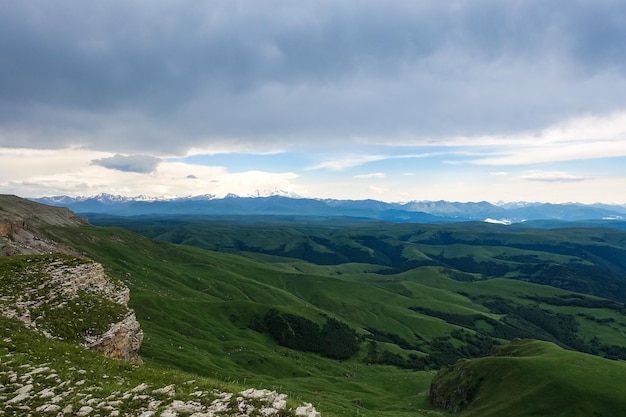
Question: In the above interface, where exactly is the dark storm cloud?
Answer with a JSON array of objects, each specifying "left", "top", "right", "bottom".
[
  {"left": 1, "top": 0, "right": 626, "bottom": 154},
  {"left": 91, "top": 154, "right": 161, "bottom": 173}
]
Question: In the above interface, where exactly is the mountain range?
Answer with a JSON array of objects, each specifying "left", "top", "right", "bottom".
[{"left": 33, "top": 193, "right": 626, "bottom": 224}]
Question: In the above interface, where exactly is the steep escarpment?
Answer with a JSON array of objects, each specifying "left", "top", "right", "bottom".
[
  {"left": 0, "top": 194, "right": 87, "bottom": 256},
  {"left": 0, "top": 195, "right": 143, "bottom": 360},
  {"left": 0, "top": 254, "right": 143, "bottom": 360}
]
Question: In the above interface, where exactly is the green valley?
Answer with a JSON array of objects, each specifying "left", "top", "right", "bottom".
[
  {"left": 45, "top": 214, "right": 626, "bottom": 415},
  {"left": 3, "top": 197, "right": 626, "bottom": 416}
]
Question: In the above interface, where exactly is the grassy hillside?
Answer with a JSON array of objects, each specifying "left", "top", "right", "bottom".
[
  {"left": 40, "top": 221, "right": 626, "bottom": 416},
  {"left": 45, "top": 225, "right": 438, "bottom": 416},
  {"left": 0, "top": 314, "right": 314, "bottom": 416},
  {"left": 88, "top": 216, "right": 626, "bottom": 302},
  {"left": 431, "top": 339, "right": 626, "bottom": 417},
  {"left": 0, "top": 250, "right": 317, "bottom": 416}
]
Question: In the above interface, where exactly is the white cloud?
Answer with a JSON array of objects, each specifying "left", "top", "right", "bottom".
[
  {"left": 520, "top": 171, "right": 588, "bottom": 183},
  {"left": 0, "top": 147, "right": 301, "bottom": 198},
  {"left": 466, "top": 110, "right": 626, "bottom": 166},
  {"left": 307, "top": 152, "right": 448, "bottom": 171},
  {"left": 354, "top": 173, "right": 386, "bottom": 179},
  {"left": 185, "top": 144, "right": 286, "bottom": 157},
  {"left": 306, "top": 155, "right": 386, "bottom": 171}
]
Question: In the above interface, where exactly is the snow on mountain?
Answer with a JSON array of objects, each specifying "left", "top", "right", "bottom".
[
  {"left": 243, "top": 189, "right": 302, "bottom": 199},
  {"left": 484, "top": 218, "right": 513, "bottom": 225},
  {"left": 29, "top": 194, "right": 626, "bottom": 224}
]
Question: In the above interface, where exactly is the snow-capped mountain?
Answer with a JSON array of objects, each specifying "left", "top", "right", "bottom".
[{"left": 31, "top": 194, "right": 626, "bottom": 225}]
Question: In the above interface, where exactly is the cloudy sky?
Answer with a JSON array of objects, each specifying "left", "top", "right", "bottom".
[{"left": 2, "top": 0, "right": 626, "bottom": 203}]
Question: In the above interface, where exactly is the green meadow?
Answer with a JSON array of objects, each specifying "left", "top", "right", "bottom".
[{"left": 33, "top": 217, "right": 626, "bottom": 416}]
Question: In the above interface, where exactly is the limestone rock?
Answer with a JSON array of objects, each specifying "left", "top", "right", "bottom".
[
  {"left": 0, "top": 256, "right": 143, "bottom": 361},
  {"left": 295, "top": 403, "right": 321, "bottom": 417},
  {"left": 85, "top": 311, "right": 144, "bottom": 361}
]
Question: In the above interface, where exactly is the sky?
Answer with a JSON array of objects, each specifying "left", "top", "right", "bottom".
[{"left": 1, "top": 1, "right": 626, "bottom": 204}]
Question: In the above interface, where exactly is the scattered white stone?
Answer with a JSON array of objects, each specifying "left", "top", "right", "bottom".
[
  {"left": 138, "top": 411, "right": 155, "bottom": 417},
  {"left": 148, "top": 400, "right": 162, "bottom": 410},
  {"left": 7, "top": 392, "right": 30, "bottom": 404},
  {"left": 214, "top": 392, "right": 232, "bottom": 401},
  {"left": 296, "top": 403, "right": 321, "bottom": 417},
  {"left": 241, "top": 388, "right": 273, "bottom": 399},
  {"left": 50, "top": 394, "right": 64, "bottom": 403},
  {"left": 26, "top": 366, "right": 50, "bottom": 376},
  {"left": 152, "top": 384, "right": 175, "bottom": 396},
  {"left": 208, "top": 398, "right": 229, "bottom": 413},
  {"left": 15, "top": 384, "right": 34, "bottom": 395},
  {"left": 132, "top": 383, "right": 150, "bottom": 392},
  {"left": 38, "top": 387, "right": 55, "bottom": 398},
  {"left": 62, "top": 404, "right": 73, "bottom": 414},
  {"left": 76, "top": 405, "right": 93, "bottom": 416},
  {"left": 35, "top": 404, "right": 61, "bottom": 413},
  {"left": 168, "top": 400, "right": 204, "bottom": 413}
]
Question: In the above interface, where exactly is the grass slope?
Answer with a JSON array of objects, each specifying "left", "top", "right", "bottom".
[
  {"left": 431, "top": 339, "right": 626, "bottom": 417},
  {"left": 41, "top": 221, "right": 626, "bottom": 416},
  {"left": 46, "top": 225, "right": 439, "bottom": 416},
  {"left": 88, "top": 217, "right": 626, "bottom": 303},
  {"left": 0, "top": 315, "right": 312, "bottom": 416}
]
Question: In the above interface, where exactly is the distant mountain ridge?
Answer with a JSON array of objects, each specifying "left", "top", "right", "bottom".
[{"left": 32, "top": 193, "right": 626, "bottom": 223}]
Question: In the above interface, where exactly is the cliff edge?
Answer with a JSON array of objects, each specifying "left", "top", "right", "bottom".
[
  {"left": 0, "top": 195, "right": 143, "bottom": 360},
  {"left": 0, "top": 194, "right": 88, "bottom": 255}
]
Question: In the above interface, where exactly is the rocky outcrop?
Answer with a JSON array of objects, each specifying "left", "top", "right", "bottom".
[
  {"left": 0, "top": 194, "right": 88, "bottom": 229},
  {"left": 0, "top": 256, "right": 143, "bottom": 361},
  {"left": 85, "top": 310, "right": 144, "bottom": 360},
  {"left": 0, "top": 217, "right": 27, "bottom": 237},
  {"left": 0, "top": 195, "right": 142, "bottom": 360}
]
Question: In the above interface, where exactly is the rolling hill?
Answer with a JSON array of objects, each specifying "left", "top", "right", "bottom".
[
  {"left": 430, "top": 339, "right": 626, "bottom": 416},
  {"left": 3, "top": 195, "right": 626, "bottom": 416}
]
